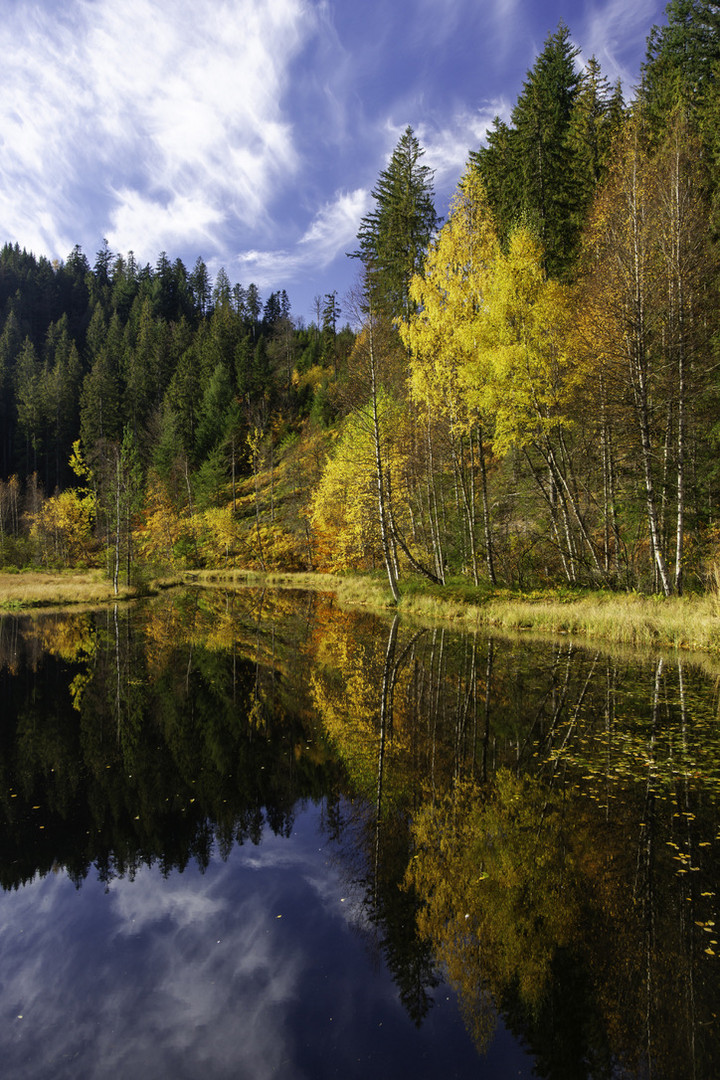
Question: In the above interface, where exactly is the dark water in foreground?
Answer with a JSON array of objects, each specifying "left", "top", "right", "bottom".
[{"left": 0, "top": 588, "right": 718, "bottom": 1078}]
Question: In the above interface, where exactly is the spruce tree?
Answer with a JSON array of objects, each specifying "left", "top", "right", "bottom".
[
  {"left": 641, "top": 0, "right": 720, "bottom": 131},
  {"left": 640, "top": 3, "right": 720, "bottom": 275},
  {"left": 511, "top": 23, "right": 582, "bottom": 277},
  {"left": 79, "top": 348, "right": 121, "bottom": 453},
  {"left": 473, "top": 23, "right": 584, "bottom": 278},
  {"left": 189, "top": 256, "right": 211, "bottom": 317},
  {"left": 564, "top": 59, "right": 626, "bottom": 261},
  {"left": 195, "top": 360, "right": 234, "bottom": 461},
  {"left": 470, "top": 117, "right": 520, "bottom": 245},
  {"left": 0, "top": 312, "right": 21, "bottom": 474},
  {"left": 14, "top": 338, "right": 43, "bottom": 475},
  {"left": 353, "top": 125, "right": 439, "bottom": 321}
]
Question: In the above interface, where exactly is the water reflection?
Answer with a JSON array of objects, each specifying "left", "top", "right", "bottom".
[
  {"left": 0, "top": 590, "right": 719, "bottom": 1078},
  {"left": 1, "top": 808, "right": 497, "bottom": 1080}
]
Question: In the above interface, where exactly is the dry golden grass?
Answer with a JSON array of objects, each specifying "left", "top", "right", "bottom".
[
  {"left": 185, "top": 569, "right": 395, "bottom": 608},
  {"left": 0, "top": 571, "right": 138, "bottom": 611},
  {"left": 402, "top": 590, "right": 720, "bottom": 653}
]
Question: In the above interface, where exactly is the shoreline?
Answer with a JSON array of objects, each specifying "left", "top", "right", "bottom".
[
  {"left": 168, "top": 569, "right": 720, "bottom": 657},
  {"left": 1, "top": 568, "right": 718, "bottom": 656}
]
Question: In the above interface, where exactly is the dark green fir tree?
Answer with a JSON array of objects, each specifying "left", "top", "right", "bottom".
[{"left": 352, "top": 125, "right": 439, "bottom": 321}]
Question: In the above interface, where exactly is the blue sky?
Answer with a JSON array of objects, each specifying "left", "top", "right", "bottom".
[{"left": 0, "top": 0, "right": 667, "bottom": 323}]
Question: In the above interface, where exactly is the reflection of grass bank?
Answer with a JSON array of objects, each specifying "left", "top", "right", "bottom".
[{"left": 185, "top": 570, "right": 720, "bottom": 655}]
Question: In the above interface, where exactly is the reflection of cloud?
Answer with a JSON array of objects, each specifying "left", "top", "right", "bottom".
[
  {"left": 100, "top": 880, "right": 302, "bottom": 1079},
  {"left": 109, "top": 869, "right": 226, "bottom": 934},
  {"left": 0, "top": 801, "right": 490, "bottom": 1077},
  {"left": 303, "top": 864, "right": 370, "bottom": 934},
  {"left": 0, "top": 860, "right": 305, "bottom": 1080},
  {"left": 0, "top": 819, "right": 386, "bottom": 1080}
]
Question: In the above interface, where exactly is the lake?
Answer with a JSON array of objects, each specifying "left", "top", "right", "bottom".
[{"left": 0, "top": 587, "right": 718, "bottom": 1078}]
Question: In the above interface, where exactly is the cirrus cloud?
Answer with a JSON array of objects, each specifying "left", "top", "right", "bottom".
[
  {"left": 0, "top": 0, "right": 666, "bottom": 318},
  {"left": 0, "top": 0, "right": 313, "bottom": 264}
]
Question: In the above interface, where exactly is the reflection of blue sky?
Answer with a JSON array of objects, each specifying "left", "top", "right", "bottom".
[{"left": 0, "top": 803, "right": 534, "bottom": 1078}]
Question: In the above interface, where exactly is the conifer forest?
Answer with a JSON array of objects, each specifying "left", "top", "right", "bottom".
[{"left": 2, "top": 1, "right": 720, "bottom": 598}]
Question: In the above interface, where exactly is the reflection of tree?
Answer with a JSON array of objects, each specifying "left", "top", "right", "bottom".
[
  {"left": 0, "top": 591, "right": 344, "bottom": 891},
  {"left": 311, "top": 611, "right": 447, "bottom": 1023},
  {"left": 2, "top": 595, "right": 720, "bottom": 1072},
  {"left": 407, "top": 771, "right": 585, "bottom": 1053},
  {"left": 407, "top": 749, "right": 720, "bottom": 1076}
]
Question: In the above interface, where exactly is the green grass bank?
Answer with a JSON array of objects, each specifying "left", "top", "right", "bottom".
[{"left": 186, "top": 570, "right": 720, "bottom": 655}]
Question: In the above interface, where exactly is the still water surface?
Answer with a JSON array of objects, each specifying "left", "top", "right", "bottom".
[{"left": 0, "top": 588, "right": 718, "bottom": 1078}]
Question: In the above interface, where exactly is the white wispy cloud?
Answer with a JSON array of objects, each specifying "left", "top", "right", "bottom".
[
  {"left": 421, "top": 102, "right": 510, "bottom": 192},
  {"left": 581, "top": 0, "right": 660, "bottom": 90},
  {"left": 109, "top": 190, "right": 224, "bottom": 259},
  {"left": 411, "top": 0, "right": 525, "bottom": 69},
  {"left": 0, "top": 0, "right": 314, "bottom": 263},
  {"left": 233, "top": 187, "right": 370, "bottom": 287},
  {"left": 0, "top": 0, "right": 662, "bottom": 315},
  {"left": 299, "top": 188, "right": 370, "bottom": 257}
]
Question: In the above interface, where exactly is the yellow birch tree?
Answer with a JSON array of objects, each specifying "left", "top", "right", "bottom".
[
  {"left": 463, "top": 226, "right": 606, "bottom": 583},
  {"left": 399, "top": 170, "right": 499, "bottom": 583}
]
